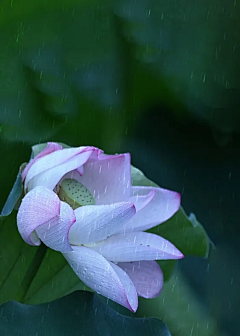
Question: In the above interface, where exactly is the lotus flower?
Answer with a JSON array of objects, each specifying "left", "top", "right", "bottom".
[{"left": 17, "top": 142, "right": 183, "bottom": 312}]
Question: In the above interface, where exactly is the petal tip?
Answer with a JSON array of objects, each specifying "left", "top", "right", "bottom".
[
  {"left": 173, "top": 191, "right": 181, "bottom": 208},
  {"left": 124, "top": 292, "right": 138, "bottom": 313},
  {"left": 128, "top": 303, "right": 138, "bottom": 313},
  {"left": 174, "top": 248, "right": 184, "bottom": 259},
  {"left": 178, "top": 252, "right": 185, "bottom": 259},
  {"left": 176, "top": 191, "right": 181, "bottom": 202},
  {"left": 168, "top": 191, "right": 181, "bottom": 217}
]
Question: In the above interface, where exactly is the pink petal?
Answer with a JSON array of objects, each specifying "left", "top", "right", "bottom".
[
  {"left": 128, "top": 190, "right": 156, "bottom": 212},
  {"left": 118, "top": 261, "right": 163, "bottom": 298},
  {"left": 22, "top": 142, "right": 62, "bottom": 181},
  {"left": 36, "top": 201, "right": 76, "bottom": 252},
  {"left": 69, "top": 202, "right": 136, "bottom": 245},
  {"left": 91, "top": 232, "right": 184, "bottom": 262},
  {"left": 27, "top": 149, "right": 95, "bottom": 191},
  {"left": 17, "top": 186, "right": 60, "bottom": 246},
  {"left": 76, "top": 153, "right": 132, "bottom": 204},
  {"left": 123, "top": 186, "right": 181, "bottom": 232},
  {"left": 76, "top": 166, "right": 84, "bottom": 175},
  {"left": 24, "top": 146, "right": 97, "bottom": 192},
  {"left": 63, "top": 246, "right": 138, "bottom": 312},
  {"left": 88, "top": 148, "right": 104, "bottom": 161}
]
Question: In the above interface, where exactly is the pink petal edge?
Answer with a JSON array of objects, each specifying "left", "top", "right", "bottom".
[
  {"left": 27, "top": 148, "right": 96, "bottom": 191},
  {"left": 17, "top": 186, "right": 60, "bottom": 245},
  {"left": 22, "top": 142, "right": 62, "bottom": 181},
  {"left": 24, "top": 146, "right": 96, "bottom": 192}
]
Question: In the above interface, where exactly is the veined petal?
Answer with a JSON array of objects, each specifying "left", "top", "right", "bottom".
[
  {"left": 123, "top": 187, "right": 181, "bottom": 232},
  {"left": 69, "top": 202, "right": 136, "bottom": 245},
  {"left": 118, "top": 261, "right": 163, "bottom": 298},
  {"left": 91, "top": 232, "right": 184, "bottom": 262},
  {"left": 24, "top": 146, "right": 96, "bottom": 192},
  {"left": 22, "top": 142, "right": 62, "bottom": 181},
  {"left": 63, "top": 246, "right": 138, "bottom": 312},
  {"left": 27, "top": 149, "right": 95, "bottom": 191},
  {"left": 36, "top": 201, "right": 76, "bottom": 252},
  {"left": 17, "top": 186, "right": 60, "bottom": 246},
  {"left": 128, "top": 190, "right": 156, "bottom": 212},
  {"left": 76, "top": 153, "right": 132, "bottom": 204}
]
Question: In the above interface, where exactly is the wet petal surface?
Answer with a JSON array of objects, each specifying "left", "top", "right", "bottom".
[
  {"left": 91, "top": 232, "right": 184, "bottom": 262},
  {"left": 17, "top": 186, "right": 60, "bottom": 245},
  {"left": 69, "top": 202, "right": 136, "bottom": 245},
  {"left": 123, "top": 187, "right": 181, "bottom": 232},
  {"left": 63, "top": 246, "right": 138, "bottom": 312},
  {"left": 36, "top": 200, "right": 76, "bottom": 252}
]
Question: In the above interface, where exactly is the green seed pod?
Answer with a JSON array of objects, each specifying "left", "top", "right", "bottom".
[{"left": 59, "top": 179, "right": 95, "bottom": 209}]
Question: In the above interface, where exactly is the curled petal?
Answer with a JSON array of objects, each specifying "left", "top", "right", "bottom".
[
  {"left": 36, "top": 201, "right": 76, "bottom": 252},
  {"left": 91, "top": 232, "right": 184, "bottom": 262},
  {"left": 24, "top": 146, "right": 96, "bottom": 192},
  {"left": 76, "top": 153, "right": 132, "bottom": 204},
  {"left": 118, "top": 261, "right": 163, "bottom": 298},
  {"left": 22, "top": 142, "right": 62, "bottom": 181},
  {"left": 17, "top": 186, "right": 60, "bottom": 246},
  {"left": 123, "top": 187, "right": 181, "bottom": 232},
  {"left": 63, "top": 246, "right": 138, "bottom": 312},
  {"left": 27, "top": 148, "right": 96, "bottom": 191},
  {"left": 69, "top": 202, "right": 136, "bottom": 245},
  {"left": 128, "top": 190, "right": 156, "bottom": 212}
]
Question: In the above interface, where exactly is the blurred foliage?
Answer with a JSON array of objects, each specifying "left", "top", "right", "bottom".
[
  {"left": 0, "top": 291, "right": 172, "bottom": 336},
  {"left": 135, "top": 268, "right": 227, "bottom": 336},
  {"left": 114, "top": 0, "right": 240, "bottom": 134},
  {"left": 0, "top": 2, "right": 125, "bottom": 148},
  {"left": 0, "top": 0, "right": 240, "bottom": 149}
]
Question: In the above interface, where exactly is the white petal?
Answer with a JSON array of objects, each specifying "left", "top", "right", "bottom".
[
  {"left": 36, "top": 201, "right": 76, "bottom": 252},
  {"left": 69, "top": 202, "right": 136, "bottom": 245},
  {"left": 128, "top": 190, "right": 155, "bottom": 212},
  {"left": 25, "top": 146, "right": 90, "bottom": 191},
  {"left": 63, "top": 246, "right": 138, "bottom": 312},
  {"left": 17, "top": 186, "right": 60, "bottom": 246},
  {"left": 123, "top": 186, "right": 181, "bottom": 232},
  {"left": 91, "top": 232, "right": 184, "bottom": 262},
  {"left": 28, "top": 149, "right": 94, "bottom": 191},
  {"left": 22, "top": 142, "right": 62, "bottom": 181}
]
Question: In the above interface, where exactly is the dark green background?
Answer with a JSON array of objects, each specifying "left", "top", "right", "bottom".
[{"left": 0, "top": 1, "right": 240, "bottom": 335}]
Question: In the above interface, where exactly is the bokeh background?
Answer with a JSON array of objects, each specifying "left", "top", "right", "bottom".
[{"left": 0, "top": 1, "right": 240, "bottom": 335}]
